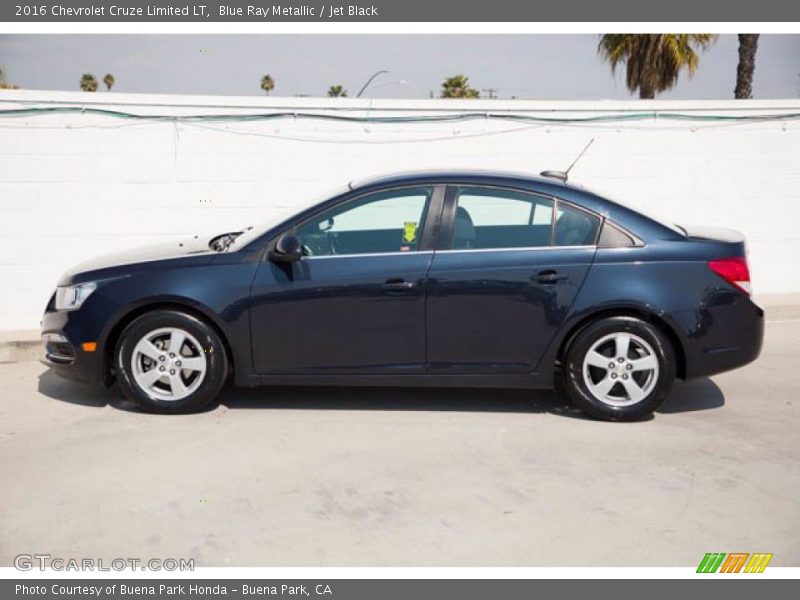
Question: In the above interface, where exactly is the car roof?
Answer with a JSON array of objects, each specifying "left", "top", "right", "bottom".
[{"left": 348, "top": 170, "right": 578, "bottom": 192}]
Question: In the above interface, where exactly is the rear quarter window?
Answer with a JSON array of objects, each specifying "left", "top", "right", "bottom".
[{"left": 598, "top": 221, "right": 637, "bottom": 248}]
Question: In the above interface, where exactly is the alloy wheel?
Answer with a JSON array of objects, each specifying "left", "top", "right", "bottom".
[
  {"left": 581, "top": 332, "right": 660, "bottom": 407},
  {"left": 130, "top": 327, "right": 207, "bottom": 401}
]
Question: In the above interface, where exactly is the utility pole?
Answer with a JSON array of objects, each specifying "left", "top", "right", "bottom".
[
  {"left": 482, "top": 88, "right": 498, "bottom": 99},
  {"left": 356, "top": 69, "right": 390, "bottom": 97}
]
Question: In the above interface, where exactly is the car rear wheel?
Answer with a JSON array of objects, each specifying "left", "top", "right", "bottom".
[
  {"left": 115, "top": 310, "right": 228, "bottom": 413},
  {"left": 562, "top": 316, "right": 676, "bottom": 421}
]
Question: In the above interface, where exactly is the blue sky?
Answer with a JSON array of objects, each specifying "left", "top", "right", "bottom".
[{"left": 1, "top": 34, "right": 798, "bottom": 99}]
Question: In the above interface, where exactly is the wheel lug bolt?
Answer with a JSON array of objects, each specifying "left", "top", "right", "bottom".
[
  {"left": 159, "top": 366, "right": 165, "bottom": 372},
  {"left": 611, "top": 373, "right": 617, "bottom": 379},
  {"left": 169, "top": 353, "right": 175, "bottom": 358},
  {"left": 176, "top": 361, "right": 182, "bottom": 367},
  {"left": 622, "top": 374, "right": 629, "bottom": 380},
  {"left": 608, "top": 362, "right": 615, "bottom": 369},
  {"left": 626, "top": 364, "right": 633, "bottom": 370},
  {"left": 617, "top": 357, "right": 625, "bottom": 363},
  {"left": 169, "top": 369, "right": 176, "bottom": 375},
  {"left": 159, "top": 355, "right": 165, "bottom": 361}
]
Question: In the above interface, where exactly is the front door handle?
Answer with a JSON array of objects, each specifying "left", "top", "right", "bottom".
[
  {"left": 534, "top": 270, "right": 569, "bottom": 285},
  {"left": 383, "top": 278, "right": 417, "bottom": 292}
]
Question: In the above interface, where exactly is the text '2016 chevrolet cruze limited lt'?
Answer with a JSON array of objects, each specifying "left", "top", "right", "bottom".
[{"left": 41, "top": 171, "right": 763, "bottom": 421}]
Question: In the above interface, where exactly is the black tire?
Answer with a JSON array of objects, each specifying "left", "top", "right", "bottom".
[
  {"left": 115, "top": 310, "right": 228, "bottom": 414},
  {"left": 561, "top": 316, "right": 676, "bottom": 421}
]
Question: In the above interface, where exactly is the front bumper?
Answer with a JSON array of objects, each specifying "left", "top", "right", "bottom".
[{"left": 41, "top": 308, "right": 107, "bottom": 384}]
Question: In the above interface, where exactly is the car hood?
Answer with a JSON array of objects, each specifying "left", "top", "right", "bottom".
[{"left": 59, "top": 236, "right": 216, "bottom": 285}]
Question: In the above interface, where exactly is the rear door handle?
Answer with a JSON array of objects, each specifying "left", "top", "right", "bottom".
[
  {"left": 534, "top": 270, "right": 568, "bottom": 285},
  {"left": 383, "top": 278, "right": 417, "bottom": 292}
]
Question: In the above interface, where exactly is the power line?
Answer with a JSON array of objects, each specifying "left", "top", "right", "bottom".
[{"left": 1, "top": 105, "right": 798, "bottom": 125}]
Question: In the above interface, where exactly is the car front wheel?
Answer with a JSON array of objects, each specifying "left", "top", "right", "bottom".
[
  {"left": 562, "top": 316, "right": 676, "bottom": 421},
  {"left": 115, "top": 310, "right": 228, "bottom": 413}
]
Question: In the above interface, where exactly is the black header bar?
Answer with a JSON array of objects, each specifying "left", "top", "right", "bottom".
[{"left": 4, "top": 0, "right": 799, "bottom": 22}]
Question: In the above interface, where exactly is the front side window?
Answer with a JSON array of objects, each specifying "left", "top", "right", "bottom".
[
  {"left": 295, "top": 186, "right": 432, "bottom": 256},
  {"left": 451, "top": 187, "right": 554, "bottom": 250}
]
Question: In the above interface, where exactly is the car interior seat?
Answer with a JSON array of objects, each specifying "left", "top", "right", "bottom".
[
  {"left": 453, "top": 206, "right": 476, "bottom": 249},
  {"left": 555, "top": 209, "right": 593, "bottom": 246}
]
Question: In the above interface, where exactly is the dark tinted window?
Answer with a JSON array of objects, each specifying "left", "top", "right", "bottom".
[
  {"left": 598, "top": 221, "right": 637, "bottom": 248},
  {"left": 451, "top": 187, "right": 554, "bottom": 250},
  {"left": 554, "top": 203, "right": 601, "bottom": 246}
]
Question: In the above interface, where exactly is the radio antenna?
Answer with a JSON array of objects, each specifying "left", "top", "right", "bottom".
[{"left": 540, "top": 138, "right": 595, "bottom": 183}]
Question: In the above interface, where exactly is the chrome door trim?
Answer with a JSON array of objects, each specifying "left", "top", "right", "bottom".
[
  {"left": 302, "top": 251, "right": 435, "bottom": 261},
  {"left": 433, "top": 245, "right": 595, "bottom": 255}
]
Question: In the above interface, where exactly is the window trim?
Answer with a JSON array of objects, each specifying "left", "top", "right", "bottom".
[
  {"left": 302, "top": 250, "right": 435, "bottom": 261},
  {"left": 434, "top": 245, "right": 597, "bottom": 255},
  {"left": 438, "top": 183, "right": 605, "bottom": 252}
]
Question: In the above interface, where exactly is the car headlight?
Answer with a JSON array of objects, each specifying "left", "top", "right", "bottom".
[{"left": 55, "top": 282, "right": 97, "bottom": 311}]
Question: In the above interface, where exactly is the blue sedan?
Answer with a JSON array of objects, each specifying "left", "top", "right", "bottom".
[{"left": 41, "top": 171, "right": 764, "bottom": 420}]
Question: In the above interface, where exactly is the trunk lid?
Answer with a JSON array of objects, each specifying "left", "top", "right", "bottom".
[
  {"left": 677, "top": 224, "right": 748, "bottom": 257},
  {"left": 678, "top": 224, "right": 745, "bottom": 245}
]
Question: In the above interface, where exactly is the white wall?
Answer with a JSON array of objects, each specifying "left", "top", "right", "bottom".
[{"left": 1, "top": 90, "right": 799, "bottom": 331}]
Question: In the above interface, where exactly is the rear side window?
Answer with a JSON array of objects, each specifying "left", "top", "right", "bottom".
[
  {"left": 451, "top": 187, "right": 554, "bottom": 250},
  {"left": 554, "top": 204, "right": 601, "bottom": 247}
]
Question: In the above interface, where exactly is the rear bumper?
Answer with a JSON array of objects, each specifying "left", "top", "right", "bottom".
[{"left": 675, "top": 291, "right": 764, "bottom": 380}]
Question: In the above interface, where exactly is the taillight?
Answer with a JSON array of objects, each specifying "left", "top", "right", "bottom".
[{"left": 708, "top": 256, "right": 751, "bottom": 295}]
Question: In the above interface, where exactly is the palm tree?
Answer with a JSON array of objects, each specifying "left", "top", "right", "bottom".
[
  {"left": 440, "top": 75, "right": 480, "bottom": 99},
  {"left": 103, "top": 73, "right": 115, "bottom": 92},
  {"left": 79, "top": 73, "right": 98, "bottom": 92},
  {"left": 327, "top": 85, "right": 348, "bottom": 97},
  {"left": 260, "top": 74, "right": 275, "bottom": 96},
  {"left": 734, "top": 34, "right": 759, "bottom": 99},
  {"left": 0, "top": 65, "right": 16, "bottom": 89},
  {"left": 598, "top": 34, "right": 717, "bottom": 99}
]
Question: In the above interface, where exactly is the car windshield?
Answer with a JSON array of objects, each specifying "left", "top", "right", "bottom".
[{"left": 221, "top": 184, "right": 349, "bottom": 250}]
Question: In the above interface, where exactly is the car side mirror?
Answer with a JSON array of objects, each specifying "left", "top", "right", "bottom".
[{"left": 270, "top": 234, "right": 303, "bottom": 262}]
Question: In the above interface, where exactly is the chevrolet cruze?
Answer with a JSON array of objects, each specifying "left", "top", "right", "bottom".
[{"left": 41, "top": 171, "right": 764, "bottom": 420}]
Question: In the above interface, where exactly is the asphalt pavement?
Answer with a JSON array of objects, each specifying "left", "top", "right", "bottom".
[{"left": 1, "top": 321, "right": 798, "bottom": 566}]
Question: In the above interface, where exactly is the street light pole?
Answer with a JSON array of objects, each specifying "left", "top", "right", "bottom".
[{"left": 356, "top": 69, "right": 390, "bottom": 97}]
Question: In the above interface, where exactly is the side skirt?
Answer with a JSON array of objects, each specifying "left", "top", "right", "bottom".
[{"left": 235, "top": 372, "right": 551, "bottom": 390}]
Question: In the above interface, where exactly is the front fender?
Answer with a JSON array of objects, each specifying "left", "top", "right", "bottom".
[{"left": 89, "top": 262, "right": 257, "bottom": 383}]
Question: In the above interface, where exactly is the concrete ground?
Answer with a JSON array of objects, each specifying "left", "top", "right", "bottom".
[{"left": 0, "top": 322, "right": 798, "bottom": 567}]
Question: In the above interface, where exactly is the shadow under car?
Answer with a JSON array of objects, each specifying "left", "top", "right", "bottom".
[{"left": 37, "top": 368, "right": 724, "bottom": 419}]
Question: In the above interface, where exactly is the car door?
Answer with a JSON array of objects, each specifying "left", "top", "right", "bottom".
[
  {"left": 426, "top": 184, "right": 600, "bottom": 375},
  {"left": 250, "top": 185, "right": 444, "bottom": 375}
]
